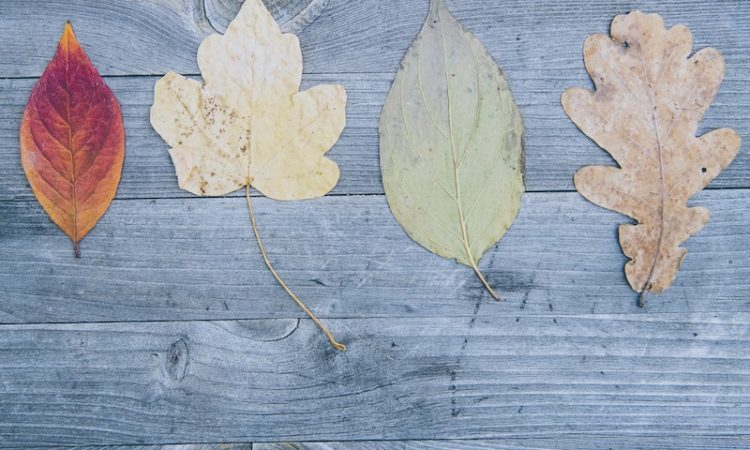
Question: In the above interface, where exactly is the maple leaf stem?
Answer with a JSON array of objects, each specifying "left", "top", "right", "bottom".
[
  {"left": 73, "top": 241, "right": 81, "bottom": 258},
  {"left": 244, "top": 185, "right": 346, "bottom": 352}
]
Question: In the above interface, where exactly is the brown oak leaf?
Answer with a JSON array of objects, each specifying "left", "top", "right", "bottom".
[{"left": 562, "top": 11, "right": 741, "bottom": 303}]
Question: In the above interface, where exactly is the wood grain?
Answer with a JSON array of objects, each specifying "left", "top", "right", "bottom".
[
  {"left": 1, "top": 313, "right": 748, "bottom": 446},
  {"left": 203, "top": 0, "right": 330, "bottom": 34},
  {"left": 53, "top": 446, "right": 253, "bottom": 450},
  {"left": 256, "top": 438, "right": 750, "bottom": 450},
  {"left": 1, "top": 72, "right": 747, "bottom": 201},
  {"left": 1, "top": 1, "right": 749, "bottom": 447},
  {"left": 0, "top": 0, "right": 748, "bottom": 78},
  {"left": 1, "top": 191, "right": 747, "bottom": 324},
  {"left": 14, "top": 442, "right": 750, "bottom": 450}
]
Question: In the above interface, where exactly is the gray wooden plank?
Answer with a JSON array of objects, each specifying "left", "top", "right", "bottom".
[
  {"left": 256, "top": 437, "right": 750, "bottom": 450},
  {"left": 51, "top": 446, "right": 252, "bottom": 450},
  {"left": 0, "top": 0, "right": 748, "bottom": 78},
  {"left": 0, "top": 313, "right": 749, "bottom": 446},
  {"left": 0, "top": 191, "right": 747, "bottom": 324},
  {"left": 32, "top": 438, "right": 750, "bottom": 450},
  {"left": 1, "top": 70, "right": 747, "bottom": 200}
]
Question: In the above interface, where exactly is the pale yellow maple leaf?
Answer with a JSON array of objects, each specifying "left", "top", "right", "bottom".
[
  {"left": 151, "top": 0, "right": 346, "bottom": 201},
  {"left": 150, "top": 0, "right": 347, "bottom": 350}
]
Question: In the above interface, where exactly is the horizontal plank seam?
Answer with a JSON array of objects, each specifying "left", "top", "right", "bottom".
[
  {"left": 2, "top": 184, "right": 749, "bottom": 204},
  {"left": 1, "top": 312, "right": 749, "bottom": 328},
  {"left": 6, "top": 434, "right": 750, "bottom": 449},
  {"left": 0, "top": 72, "right": 399, "bottom": 81}
]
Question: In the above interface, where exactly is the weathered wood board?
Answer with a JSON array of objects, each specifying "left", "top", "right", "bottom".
[
  {"left": 1, "top": 0, "right": 748, "bottom": 79},
  {"left": 1, "top": 191, "right": 748, "bottom": 324},
  {"left": 0, "top": 0, "right": 749, "bottom": 448},
  {"left": 2, "top": 72, "right": 748, "bottom": 199},
  {"left": 255, "top": 440, "right": 750, "bottom": 450},
  {"left": 2, "top": 313, "right": 750, "bottom": 446}
]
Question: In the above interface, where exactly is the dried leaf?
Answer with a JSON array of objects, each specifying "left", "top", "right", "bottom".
[
  {"left": 20, "top": 23, "right": 125, "bottom": 257},
  {"left": 562, "top": 11, "right": 741, "bottom": 302},
  {"left": 379, "top": 0, "right": 524, "bottom": 300},
  {"left": 151, "top": 0, "right": 344, "bottom": 200},
  {"left": 150, "top": 0, "right": 346, "bottom": 350}
]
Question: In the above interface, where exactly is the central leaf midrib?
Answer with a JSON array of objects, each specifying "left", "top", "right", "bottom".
[
  {"left": 63, "top": 35, "right": 78, "bottom": 244},
  {"left": 637, "top": 36, "right": 667, "bottom": 294},
  {"left": 437, "top": 11, "right": 474, "bottom": 266}
]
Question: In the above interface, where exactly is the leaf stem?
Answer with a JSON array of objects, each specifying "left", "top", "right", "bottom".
[
  {"left": 639, "top": 287, "right": 649, "bottom": 308},
  {"left": 73, "top": 241, "right": 81, "bottom": 258},
  {"left": 244, "top": 185, "right": 346, "bottom": 352},
  {"left": 469, "top": 259, "right": 500, "bottom": 301}
]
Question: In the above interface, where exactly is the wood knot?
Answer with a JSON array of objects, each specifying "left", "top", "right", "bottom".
[{"left": 164, "top": 338, "right": 190, "bottom": 382}]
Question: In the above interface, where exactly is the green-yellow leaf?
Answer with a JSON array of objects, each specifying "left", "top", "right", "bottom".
[{"left": 379, "top": 0, "right": 524, "bottom": 300}]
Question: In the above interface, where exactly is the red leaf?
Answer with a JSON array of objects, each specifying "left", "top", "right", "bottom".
[{"left": 20, "top": 22, "right": 125, "bottom": 257}]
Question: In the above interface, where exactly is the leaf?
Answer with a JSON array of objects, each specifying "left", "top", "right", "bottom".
[
  {"left": 20, "top": 22, "right": 125, "bottom": 257},
  {"left": 379, "top": 0, "right": 525, "bottom": 300},
  {"left": 150, "top": 0, "right": 347, "bottom": 350},
  {"left": 151, "top": 0, "right": 344, "bottom": 200},
  {"left": 562, "top": 11, "right": 741, "bottom": 303}
]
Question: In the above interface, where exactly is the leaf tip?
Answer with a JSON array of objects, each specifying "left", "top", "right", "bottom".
[{"left": 60, "top": 21, "right": 77, "bottom": 47}]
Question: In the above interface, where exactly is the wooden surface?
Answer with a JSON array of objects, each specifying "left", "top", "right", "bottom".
[{"left": 0, "top": 0, "right": 748, "bottom": 448}]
